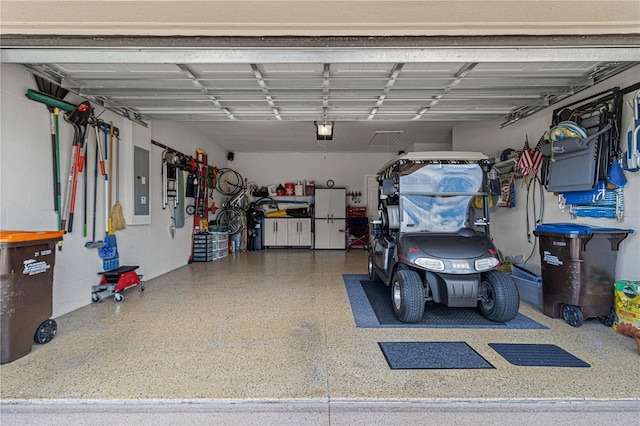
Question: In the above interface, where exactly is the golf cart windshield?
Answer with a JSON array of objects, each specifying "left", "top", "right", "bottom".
[{"left": 399, "top": 163, "right": 483, "bottom": 233}]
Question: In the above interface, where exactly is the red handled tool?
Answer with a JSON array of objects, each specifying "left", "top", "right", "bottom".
[{"left": 61, "top": 101, "right": 92, "bottom": 233}]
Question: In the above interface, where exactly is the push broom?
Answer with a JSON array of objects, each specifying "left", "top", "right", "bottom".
[{"left": 111, "top": 127, "right": 126, "bottom": 230}]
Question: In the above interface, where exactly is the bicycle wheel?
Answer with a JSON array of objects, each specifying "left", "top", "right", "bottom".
[
  {"left": 216, "top": 168, "right": 244, "bottom": 196},
  {"left": 217, "top": 208, "right": 245, "bottom": 234}
]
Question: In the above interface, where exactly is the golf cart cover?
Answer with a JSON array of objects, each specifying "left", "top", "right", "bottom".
[{"left": 399, "top": 163, "right": 483, "bottom": 233}]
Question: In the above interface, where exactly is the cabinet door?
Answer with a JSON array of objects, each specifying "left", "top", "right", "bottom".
[
  {"left": 299, "top": 218, "right": 311, "bottom": 246},
  {"left": 329, "top": 220, "right": 346, "bottom": 249},
  {"left": 315, "top": 219, "right": 345, "bottom": 249},
  {"left": 287, "top": 219, "right": 299, "bottom": 246},
  {"left": 314, "top": 189, "right": 331, "bottom": 219},
  {"left": 264, "top": 218, "right": 278, "bottom": 246},
  {"left": 330, "top": 189, "right": 346, "bottom": 218},
  {"left": 314, "top": 219, "right": 330, "bottom": 249},
  {"left": 277, "top": 219, "right": 289, "bottom": 245}
]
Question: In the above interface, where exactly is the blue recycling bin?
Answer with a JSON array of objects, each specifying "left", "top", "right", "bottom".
[{"left": 533, "top": 223, "right": 633, "bottom": 327}]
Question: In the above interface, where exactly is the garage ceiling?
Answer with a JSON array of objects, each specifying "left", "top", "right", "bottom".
[{"left": 2, "top": 37, "right": 639, "bottom": 153}]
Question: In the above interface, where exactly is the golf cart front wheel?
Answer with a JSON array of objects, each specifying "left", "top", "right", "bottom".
[
  {"left": 479, "top": 270, "right": 520, "bottom": 322},
  {"left": 391, "top": 269, "right": 425, "bottom": 323}
]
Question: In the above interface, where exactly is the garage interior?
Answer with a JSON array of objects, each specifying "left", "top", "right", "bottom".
[{"left": 2, "top": 2, "right": 640, "bottom": 423}]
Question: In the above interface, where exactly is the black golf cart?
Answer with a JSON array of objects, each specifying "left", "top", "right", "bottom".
[{"left": 368, "top": 152, "right": 520, "bottom": 323}]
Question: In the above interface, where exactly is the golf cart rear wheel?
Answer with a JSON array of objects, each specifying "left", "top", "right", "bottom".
[
  {"left": 479, "top": 270, "right": 520, "bottom": 322},
  {"left": 391, "top": 269, "right": 425, "bottom": 323},
  {"left": 367, "top": 251, "right": 378, "bottom": 281}
]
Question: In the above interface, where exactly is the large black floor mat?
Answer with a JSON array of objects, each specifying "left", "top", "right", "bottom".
[{"left": 343, "top": 274, "right": 547, "bottom": 329}]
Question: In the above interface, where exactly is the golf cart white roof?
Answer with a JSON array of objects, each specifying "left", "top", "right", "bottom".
[{"left": 378, "top": 151, "right": 488, "bottom": 174}]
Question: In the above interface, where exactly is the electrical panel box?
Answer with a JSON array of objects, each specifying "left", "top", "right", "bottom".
[{"left": 134, "top": 146, "right": 150, "bottom": 216}]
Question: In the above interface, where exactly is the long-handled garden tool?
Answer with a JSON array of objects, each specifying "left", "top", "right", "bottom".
[
  {"left": 32, "top": 77, "right": 68, "bottom": 226},
  {"left": 48, "top": 108, "right": 60, "bottom": 216},
  {"left": 82, "top": 128, "right": 90, "bottom": 237},
  {"left": 61, "top": 101, "right": 92, "bottom": 233},
  {"left": 85, "top": 125, "right": 106, "bottom": 249},
  {"left": 51, "top": 107, "right": 62, "bottom": 231},
  {"left": 60, "top": 124, "right": 79, "bottom": 232}
]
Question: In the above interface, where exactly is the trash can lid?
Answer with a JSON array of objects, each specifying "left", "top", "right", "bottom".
[
  {"left": 0, "top": 230, "right": 65, "bottom": 243},
  {"left": 534, "top": 223, "right": 633, "bottom": 236}
]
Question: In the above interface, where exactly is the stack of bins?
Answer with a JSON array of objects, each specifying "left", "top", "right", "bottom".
[
  {"left": 216, "top": 232, "right": 228, "bottom": 259},
  {"left": 1, "top": 230, "right": 64, "bottom": 364},
  {"left": 533, "top": 223, "right": 633, "bottom": 327},
  {"left": 192, "top": 232, "right": 216, "bottom": 262}
]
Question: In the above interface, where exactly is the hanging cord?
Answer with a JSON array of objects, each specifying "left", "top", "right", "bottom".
[{"left": 524, "top": 175, "right": 544, "bottom": 264}]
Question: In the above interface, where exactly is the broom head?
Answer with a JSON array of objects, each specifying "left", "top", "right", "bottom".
[{"left": 112, "top": 202, "right": 126, "bottom": 230}]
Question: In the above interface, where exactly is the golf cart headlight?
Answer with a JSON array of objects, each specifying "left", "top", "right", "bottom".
[
  {"left": 475, "top": 257, "right": 500, "bottom": 271},
  {"left": 414, "top": 257, "right": 445, "bottom": 271}
]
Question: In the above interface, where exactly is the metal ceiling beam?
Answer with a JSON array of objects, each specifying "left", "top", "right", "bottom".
[
  {"left": 368, "top": 63, "right": 403, "bottom": 120},
  {"left": 412, "top": 62, "right": 478, "bottom": 120},
  {"left": 4, "top": 46, "right": 640, "bottom": 64},
  {"left": 250, "top": 64, "right": 281, "bottom": 120},
  {"left": 176, "top": 64, "right": 236, "bottom": 119}
]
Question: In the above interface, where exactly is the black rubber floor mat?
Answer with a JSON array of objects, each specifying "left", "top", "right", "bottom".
[
  {"left": 489, "top": 343, "right": 590, "bottom": 367},
  {"left": 353, "top": 278, "right": 545, "bottom": 329},
  {"left": 379, "top": 342, "right": 494, "bottom": 370}
]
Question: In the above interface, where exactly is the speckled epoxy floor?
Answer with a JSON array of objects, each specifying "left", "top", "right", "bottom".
[{"left": 1, "top": 249, "right": 639, "bottom": 402}]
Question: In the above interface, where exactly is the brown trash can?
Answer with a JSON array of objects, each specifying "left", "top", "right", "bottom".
[
  {"left": 1, "top": 230, "right": 64, "bottom": 364},
  {"left": 533, "top": 223, "right": 632, "bottom": 327}
]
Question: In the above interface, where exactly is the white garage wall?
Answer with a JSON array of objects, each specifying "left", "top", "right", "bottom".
[
  {"left": 231, "top": 152, "right": 396, "bottom": 206},
  {"left": 452, "top": 65, "right": 640, "bottom": 280},
  {"left": 0, "top": 64, "right": 227, "bottom": 316}
]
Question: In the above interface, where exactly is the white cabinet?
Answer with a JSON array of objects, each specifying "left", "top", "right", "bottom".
[
  {"left": 314, "top": 219, "right": 345, "bottom": 249},
  {"left": 264, "top": 218, "right": 311, "bottom": 247},
  {"left": 287, "top": 218, "right": 311, "bottom": 246},
  {"left": 314, "top": 188, "right": 346, "bottom": 220},
  {"left": 314, "top": 188, "right": 346, "bottom": 249},
  {"left": 264, "top": 218, "right": 288, "bottom": 246}
]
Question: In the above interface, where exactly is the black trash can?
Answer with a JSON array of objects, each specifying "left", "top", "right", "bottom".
[
  {"left": 533, "top": 223, "right": 633, "bottom": 327},
  {"left": 0, "top": 230, "right": 64, "bottom": 364}
]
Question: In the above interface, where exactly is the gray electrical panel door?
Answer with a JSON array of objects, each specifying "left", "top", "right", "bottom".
[{"left": 134, "top": 146, "right": 150, "bottom": 216}]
